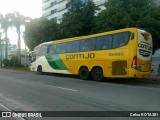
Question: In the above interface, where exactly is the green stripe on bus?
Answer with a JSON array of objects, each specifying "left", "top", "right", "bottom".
[{"left": 46, "top": 55, "right": 69, "bottom": 70}]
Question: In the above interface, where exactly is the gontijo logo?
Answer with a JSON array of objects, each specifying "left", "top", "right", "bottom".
[{"left": 141, "top": 32, "right": 150, "bottom": 41}]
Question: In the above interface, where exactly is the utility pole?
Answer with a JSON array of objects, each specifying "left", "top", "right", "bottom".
[
  {"left": 5, "top": 29, "right": 8, "bottom": 60},
  {"left": 25, "top": 44, "right": 27, "bottom": 68},
  {"left": 0, "top": 32, "right": 2, "bottom": 66},
  {"left": 17, "top": 21, "right": 21, "bottom": 66}
]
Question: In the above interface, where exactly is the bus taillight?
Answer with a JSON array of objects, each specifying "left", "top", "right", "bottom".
[{"left": 132, "top": 56, "right": 137, "bottom": 69}]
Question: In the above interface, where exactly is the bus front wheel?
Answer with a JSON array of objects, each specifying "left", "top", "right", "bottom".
[
  {"left": 37, "top": 66, "right": 43, "bottom": 75},
  {"left": 79, "top": 67, "right": 90, "bottom": 80},
  {"left": 92, "top": 67, "right": 103, "bottom": 82}
]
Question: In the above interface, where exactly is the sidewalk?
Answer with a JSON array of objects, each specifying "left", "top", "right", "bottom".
[{"left": 150, "top": 72, "right": 160, "bottom": 80}]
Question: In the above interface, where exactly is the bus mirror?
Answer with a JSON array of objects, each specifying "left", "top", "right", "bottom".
[
  {"left": 28, "top": 52, "right": 36, "bottom": 62},
  {"left": 131, "top": 33, "right": 135, "bottom": 40},
  {"left": 28, "top": 53, "right": 32, "bottom": 61}
]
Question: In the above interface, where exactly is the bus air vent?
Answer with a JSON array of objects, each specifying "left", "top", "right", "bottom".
[{"left": 112, "top": 61, "right": 127, "bottom": 75}]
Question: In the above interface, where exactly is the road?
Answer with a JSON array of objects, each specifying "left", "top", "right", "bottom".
[{"left": 0, "top": 69, "right": 160, "bottom": 120}]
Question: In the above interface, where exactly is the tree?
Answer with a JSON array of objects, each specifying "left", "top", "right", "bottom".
[
  {"left": 24, "top": 17, "right": 59, "bottom": 50},
  {"left": 59, "top": 12, "right": 83, "bottom": 39},
  {"left": 80, "top": 0, "right": 97, "bottom": 35},
  {"left": 93, "top": 0, "right": 160, "bottom": 53},
  {"left": 67, "top": 0, "right": 84, "bottom": 13},
  {"left": 137, "top": 6, "right": 160, "bottom": 53},
  {"left": 59, "top": 0, "right": 84, "bottom": 39},
  {"left": 59, "top": 0, "right": 96, "bottom": 39},
  {"left": 0, "top": 13, "right": 12, "bottom": 59},
  {"left": 7, "top": 11, "right": 31, "bottom": 65},
  {"left": 25, "top": 0, "right": 96, "bottom": 50}
]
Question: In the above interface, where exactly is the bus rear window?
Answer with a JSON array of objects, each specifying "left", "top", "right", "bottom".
[{"left": 112, "top": 32, "right": 131, "bottom": 48}]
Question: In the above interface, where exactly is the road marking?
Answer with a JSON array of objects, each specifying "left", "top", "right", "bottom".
[
  {"left": 101, "top": 82, "right": 137, "bottom": 89},
  {"left": 51, "top": 85, "right": 78, "bottom": 92},
  {"left": 32, "top": 81, "right": 78, "bottom": 92},
  {"left": 100, "top": 82, "right": 160, "bottom": 91}
]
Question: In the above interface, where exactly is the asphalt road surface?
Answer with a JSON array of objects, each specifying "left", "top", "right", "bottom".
[{"left": 0, "top": 69, "right": 160, "bottom": 120}]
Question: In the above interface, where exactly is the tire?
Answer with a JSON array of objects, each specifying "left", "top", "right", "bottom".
[
  {"left": 37, "top": 66, "right": 43, "bottom": 75},
  {"left": 79, "top": 67, "right": 90, "bottom": 80},
  {"left": 92, "top": 67, "right": 103, "bottom": 82}
]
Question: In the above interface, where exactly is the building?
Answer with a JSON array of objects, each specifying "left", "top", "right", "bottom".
[
  {"left": 156, "top": 0, "right": 160, "bottom": 5},
  {"left": 0, "top": 44, "right": 17, "bottom": 60},
  {"left": 0, "top": 44, "right": 17, "bottom": 65},
  {"left": 42, "top": 0, "right": 160, "bottom": 23},
  {"left": 42, "top": 0, "right": 70, "bottom": 22},
  {"left": 42, "top": 0, "right": 106, "bottom": 23}
]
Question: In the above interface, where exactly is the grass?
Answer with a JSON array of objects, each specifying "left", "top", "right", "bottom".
[{"left": 0, "top": 66, "right": 30, "bottom": 71}]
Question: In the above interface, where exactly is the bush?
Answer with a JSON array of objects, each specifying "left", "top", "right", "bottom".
[
  {"left": 3, "top": 59, "right": 11, "bottom": 66},
  {"left": 3, "top": 55, "right": 19, "bottom": 67},
  {"left": 10, "top": 55, "right": 18, "bottom": 67}
]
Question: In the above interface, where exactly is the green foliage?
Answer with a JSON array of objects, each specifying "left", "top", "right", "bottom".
[
  {"left": 59, "top": 0, "right": 96, "bottom": 39},
  {"left": 67, "top": 0, "right": 84, "bottom": 13},
  {"left": 24, "top": 0, "right": 97, "bottom": 50},
  {"left": 0, "top": 13, "right": 14, "bottom": 59},
  {"left": 80, "top": 1, "right": 97, "bottom": 35},
  {"left": 8, "top": 12, "right": 30, "bottom": 34},
  {"left": 3, "top": 55, "right": 19, "bottom": 67},
  {"left": 93, "top": 0, "right": 160, "bottom": 53},
  {"left": 24, "top": 17, "right": 59, "bottom": 50},
  {"left": 10, "top": 54, "right": 19, "bottom": 67},
  {"left": 59, "top": 12, "right": 83, "bottom": 39},
  {"left": 3, "top": 56, "right": 19, "bottom": 67},
  {"left": 23, "top": 0, "right": 160, "bottom": 53},
  {"left": 3, "top": 59, "right": 11, "bottom": 66},
  {"left": 0, "top": 13, "right": 11, "bottom": 32}
]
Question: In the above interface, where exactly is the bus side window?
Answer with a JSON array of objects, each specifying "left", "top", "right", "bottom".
[
  {"left": 112, "top": 32, "right": 131, "bottom": 48},
  {"left": 38, "top": 45, "right": 48, "bottom": 56},
  {"left": 80, "top": 38, "right": 96, "bottom": 52},
  {"left": 67, "top": 41, "right": 80, "bottom": 53},
  {"left": 49, "top": 45, "right": 56, "bottom": 54},
  {"left": 32, "top": 53, "right": 36, "bottom": 62},
  {"left": 55, "top": 43, "right": 67, "bottom": 54},
  {"left": 96, "top": 35, "right": 112, "bottom": 50},
  {"left": 34, "top": 46, "right": 40, "bottom": 56}
]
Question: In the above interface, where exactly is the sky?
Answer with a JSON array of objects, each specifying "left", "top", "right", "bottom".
[{"left": 0, "top": 0, "right": 42, "bottom": 49}]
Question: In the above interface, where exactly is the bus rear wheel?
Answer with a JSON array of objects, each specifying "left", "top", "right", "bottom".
[
  {"left": 37, "top": 66, "right": 43, "bottom": 75},
  {"left": 92, "top": 67, "right": 103, "bottom": 82},
  {"left": 79, "top": 67, "right": 90, "bottom": 80}
]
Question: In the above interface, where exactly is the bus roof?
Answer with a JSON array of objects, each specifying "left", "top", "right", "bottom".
[{"left": 37, "top": 28, "right": 140, "bottom": 47}]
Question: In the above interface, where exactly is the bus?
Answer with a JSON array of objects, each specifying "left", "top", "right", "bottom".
[{"left": 29, "top": 28, "right": 152, "bottom": 81}]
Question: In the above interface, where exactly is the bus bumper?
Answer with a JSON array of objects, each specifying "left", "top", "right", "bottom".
[{"left": 130, "top": 71, "right": 150, "bottom": 78}]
